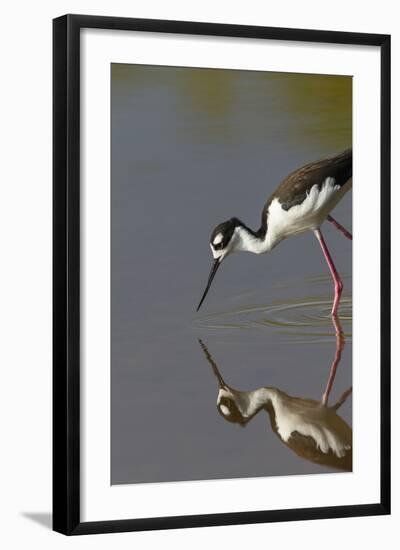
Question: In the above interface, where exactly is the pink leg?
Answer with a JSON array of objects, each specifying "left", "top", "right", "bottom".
[
  {"left": 321, "top": 314, "right": 344, "bottom": 406},
  {"left": 327, "top": 215, "right": 352, "bottom": 241},
  {"left": 333, "top": 386, "right": 352, "bottom": 411},
  {"left": 314, "top": 228, "right": 344, "bottom": 317}
]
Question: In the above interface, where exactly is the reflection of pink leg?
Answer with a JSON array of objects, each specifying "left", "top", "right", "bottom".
[
  {"left": 327, "top": 215, "right": 352, "bottom": 240},
  {"left": 333, "top": 387, "right": 352, "bottom": 411},
  {"left": 322, "top": 314, "right": 345, "bottom": 406},
  {"left": 314, "top": 228, "right": 343, "bottom": 317}
]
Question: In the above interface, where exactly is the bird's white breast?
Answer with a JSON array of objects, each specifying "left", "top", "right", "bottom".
[
  {"left": 267, "top": 177, "right": 351, "bottom": 246},
  {"left": 271, "top": 393, "right": 351, "bottom": 458}
]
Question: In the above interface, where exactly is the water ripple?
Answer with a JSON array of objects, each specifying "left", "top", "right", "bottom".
[{"left": 194, "top": 295, "right": 352, "bottom": 342}]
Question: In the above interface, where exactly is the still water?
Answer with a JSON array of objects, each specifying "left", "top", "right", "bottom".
[{"left": 111, "top": 64, "right": 352, "bottom": 485}]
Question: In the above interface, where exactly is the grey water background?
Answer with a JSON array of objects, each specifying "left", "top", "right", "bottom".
[{"left": 111, "top": 64, "right": 352, "bottom": 485}]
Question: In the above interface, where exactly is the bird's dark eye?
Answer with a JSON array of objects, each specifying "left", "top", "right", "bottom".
[{"left": 213, "top": 242, "right": 223, "bottom": 250}]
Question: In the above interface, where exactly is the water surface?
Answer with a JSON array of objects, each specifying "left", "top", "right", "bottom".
[{"left": 111, "top": 64, "right": 352, "bottom": 484}]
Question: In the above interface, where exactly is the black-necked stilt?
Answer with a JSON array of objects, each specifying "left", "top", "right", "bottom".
[
  {"left": 197, "top": 148, "right": 352, "bottom": 315},
  {"left": 199, "top": 339, "right": 352, "bottom": 471}
]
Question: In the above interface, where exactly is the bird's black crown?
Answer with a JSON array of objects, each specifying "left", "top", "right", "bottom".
[
  {"left": 210, "top": 217, "right": 242, "bottom": 250},
  {"left": 217, "top": 396, "right": 247, "bottom": 426}
]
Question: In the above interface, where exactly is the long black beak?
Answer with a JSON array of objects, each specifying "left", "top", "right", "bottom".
[
  {"left": 196, "top": 258, "right": 221, "bottom": 311},
  {"left": 198, "top": 339, "right": 227, "bottom": 389}
]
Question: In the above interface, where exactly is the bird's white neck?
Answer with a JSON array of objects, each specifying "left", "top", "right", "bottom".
[
  {"left": 219, "top": 387, "right": 276, "bottom": 419},
  {"left": 233, "top": 226, "right": 279, "bottom": 255}
]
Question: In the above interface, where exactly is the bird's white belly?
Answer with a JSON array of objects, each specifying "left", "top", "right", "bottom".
[
  {"left": 268, "top": 177, "right": 352, "bottom": 245},
  {"left": 272, "top": 398, "right": 351, "bottom": 457}
]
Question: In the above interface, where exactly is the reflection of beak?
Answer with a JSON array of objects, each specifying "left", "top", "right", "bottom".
[
  {"left": 198, "top": 339, "right": 228, "bottom": 389},
  {"left": 196, "top": 258, "right": 222, "bottom": 312}
]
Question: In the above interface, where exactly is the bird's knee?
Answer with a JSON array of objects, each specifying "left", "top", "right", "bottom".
[{"left": 336, "top": 280, "right": 344, "bottom": 294}]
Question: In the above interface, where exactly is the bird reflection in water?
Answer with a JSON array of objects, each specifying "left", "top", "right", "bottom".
[{"left": 198, "top": 315, "right": 352, "bottom": 471}]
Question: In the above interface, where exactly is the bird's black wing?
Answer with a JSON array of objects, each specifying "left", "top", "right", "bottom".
[{"left": 264, "top": 148, "right": 352, "bottom": 215}]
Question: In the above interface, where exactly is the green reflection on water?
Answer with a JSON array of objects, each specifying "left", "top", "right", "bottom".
[{"left": 112, "top": 64, "right": 351, "bottom": 151}]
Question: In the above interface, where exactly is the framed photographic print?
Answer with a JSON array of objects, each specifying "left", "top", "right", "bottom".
[{"left": 53, "top": 14, "right": 391, "bottom": 535}]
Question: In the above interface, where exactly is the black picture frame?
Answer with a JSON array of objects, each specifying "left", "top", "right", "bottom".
[{"left": 53, "top": 14, "right": 391, "bottom": 535}]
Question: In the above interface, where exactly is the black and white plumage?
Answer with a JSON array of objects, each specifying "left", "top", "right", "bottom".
[
  {"left": 199, "top": 339, "right": 352, "bottom": 472},
  {"left": 197, "top": 148, "right": 352, "bottom": 313}
]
